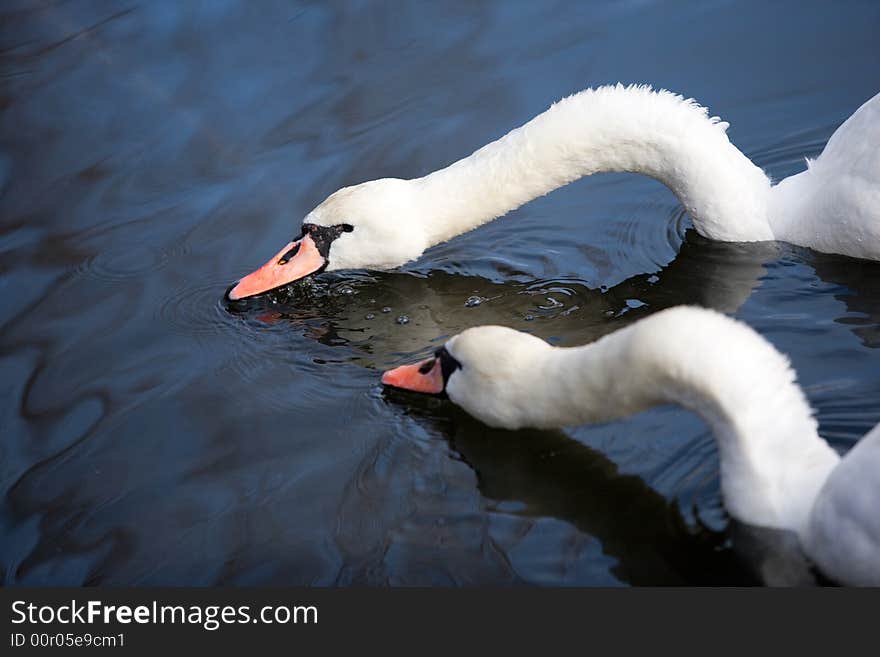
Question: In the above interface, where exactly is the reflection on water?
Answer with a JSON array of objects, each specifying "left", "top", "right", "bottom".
[
  {"left": 387, "top": 403, "right": 763, "bottom": 585},
  {"left": 1, "top": 1, "right": 879, "bottom": 585},
  {"left": 227, "top": 229, "right": 778, "bottom": 370}
]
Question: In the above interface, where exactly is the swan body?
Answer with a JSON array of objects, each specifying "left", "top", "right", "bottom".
[
  {"left": 770, "top": 90, "right": 880, "bottom": 259},
  {"left": 381, "top": 306, "right": 880, "bottom": 586},
  {"left": 230, "top": 84, "right": 879, "bottom": 298}
]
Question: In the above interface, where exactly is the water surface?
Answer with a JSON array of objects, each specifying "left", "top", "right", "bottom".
[{"left": 2, "top": 1, "right": 879, "bottom": 585}]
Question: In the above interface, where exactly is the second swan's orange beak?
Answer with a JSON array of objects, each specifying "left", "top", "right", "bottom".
[
  {"left": 381, "top": 357, "right": 445, "bottom": 395},
  {"left": 227, "top": 234, "right": 325, "bottom": 301}
]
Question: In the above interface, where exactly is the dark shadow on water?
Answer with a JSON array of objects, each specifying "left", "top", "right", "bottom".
[
  {"left": 227, "top": 229, "right": 880, "bottom": 367},
  {"left": 383, "top": 389, "right": 825, "bottom": 586},
  {"left": 224, "top": 230, "right": 781, "bottom": 368},
  {"left": 807, "top": 252, "right": 880, "bottom": 349},
  {"left": 393, "top": 394, "right": 754, "bottom": 585}
]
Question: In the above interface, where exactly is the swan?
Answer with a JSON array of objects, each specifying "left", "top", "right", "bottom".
[
  {"left": 228, "top": 84, "right": 880, "bottom": 300},
  {"left": 380, "top": 306, "right": 880, "bottom": 586}
]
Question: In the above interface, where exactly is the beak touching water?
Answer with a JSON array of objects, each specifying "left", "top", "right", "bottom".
[
  {"left": 227, "top": 234, "right": 325, "bottom": 301},
  {"left": 381, "top": 357, "right": 445, "bottom": 395}
]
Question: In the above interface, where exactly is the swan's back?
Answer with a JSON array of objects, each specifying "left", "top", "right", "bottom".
[
  {"left": 805, "top": 423, "right": 880, "bottom": 585},
  {"left": 813, "top": 91, "right": 880, "bottom": 179},
  {"left": 770, "top": 92, "right": 880, "bottom": 260}
]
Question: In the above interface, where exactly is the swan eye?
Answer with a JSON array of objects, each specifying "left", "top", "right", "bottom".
[
  {"left": 418, "top": 358, "right": 436, "bottom": 375},
  {"left": 340, "top": 223, "right": 354, "bottom": 233}
]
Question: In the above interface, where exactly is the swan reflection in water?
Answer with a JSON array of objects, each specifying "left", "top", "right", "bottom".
[
  {"left": 384, "top": 400, "right": 824, "bottom": 586},
  {"left": 227, "top": 230, "right": 777, "bottom": 367},
  {"left": 224, "top": 229, "right": 880, "bottom": 585},
  {"left": 227, "top": 229, "right": 880, "bottom": 363}
]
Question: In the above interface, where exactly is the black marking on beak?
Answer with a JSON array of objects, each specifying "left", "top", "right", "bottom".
[{"left": 277, "top": 241, "right": 301, "bottom": 265}]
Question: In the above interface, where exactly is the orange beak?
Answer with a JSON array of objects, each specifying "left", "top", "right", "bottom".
[
  {"left": 227, "top": 234, "right": 325, "bottom": 301},
  {"left": 381, "top": 357, "right": 445, "bottom": 395}
]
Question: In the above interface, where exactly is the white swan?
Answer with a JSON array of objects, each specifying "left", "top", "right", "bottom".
[
  {"left": 228, "top": 84, "right": 880, "bottom": 299},
  {"left": 381, "top": 306, "right": 880, "bottom": 586}
]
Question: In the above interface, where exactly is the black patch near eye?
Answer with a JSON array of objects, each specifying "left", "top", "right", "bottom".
[
  {"left": 418, "top": 358, "right": 436, "bottom": 375},
  {"left": 301, "top": 223, "right": 353, "bottom": 258},
  {"left": 435, "top": 346, "right": 462, "bottom": 384}
]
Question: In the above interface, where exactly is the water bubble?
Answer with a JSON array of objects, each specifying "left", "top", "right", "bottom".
[
  {"left": 464, "top": 296, "right": 483, "bottom": 308},
  {"left": 647, "top": 275, "right": 659, "bottom": 284},
  {"left": 396, "top": 315, "right": 410, "bottom": 325},
  {"left": 364, "top": 313, "right": 375, "bottom": 320},
  {"left": 381, "top": 306, "right": 392, "bottom": 314},
  {"left": 524, "top": 314, "right": 535, "bottom": 321},
  {"left": 538, "top": 297, "right": 563, "bottom": 310},
  {"left": 338, "top": 286, "right": 354, "bottom": 295}
]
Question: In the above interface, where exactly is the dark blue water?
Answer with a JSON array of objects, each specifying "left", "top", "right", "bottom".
[{"left": 2, "top": 1, "right": 879, "bottom": 585}]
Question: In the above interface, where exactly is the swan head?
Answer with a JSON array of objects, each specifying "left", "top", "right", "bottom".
[
  {"left": 382, "top": 326, "right": 554, "bottom": 430},
  {"left": 228, "top": 178, "right": 427, "bottom": 300}
]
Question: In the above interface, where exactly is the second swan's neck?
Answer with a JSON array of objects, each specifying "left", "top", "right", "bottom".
[
  {"left": 533, "top": 307, "right": 839, "bottom": 537},
  {"left": 414, "top": 85, "right": 774, "bottom": 245}
]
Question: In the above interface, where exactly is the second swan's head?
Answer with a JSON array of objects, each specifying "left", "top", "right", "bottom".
[
  {"left": 228, "top": 178, "right": 427, "bottom": 300},
  {"left": 382, "top": 325, "right": 555, "bottom": 430}
]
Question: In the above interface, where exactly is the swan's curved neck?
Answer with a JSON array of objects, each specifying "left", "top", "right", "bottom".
[
  {"left": 414, "top": 85, "right": 773, "bottom": 245},
  {"left": 532, "top": 309, "right": 839, "bottom": 537}
]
